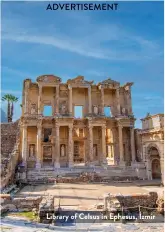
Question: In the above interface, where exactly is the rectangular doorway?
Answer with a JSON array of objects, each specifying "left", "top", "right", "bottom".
[{"left": 74, "top": 141, "right": 84, "bottom": 163}]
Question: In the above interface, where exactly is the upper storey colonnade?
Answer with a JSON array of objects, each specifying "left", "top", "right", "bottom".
[{"left": 22, "top": 75, "right": 134, "bottom": 119}]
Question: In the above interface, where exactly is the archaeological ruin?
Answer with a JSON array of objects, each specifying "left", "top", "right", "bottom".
[{"left": 1, "top": 75, "right": 164, "bottom": 187}]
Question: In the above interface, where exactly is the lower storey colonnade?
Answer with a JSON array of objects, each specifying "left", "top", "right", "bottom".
[{"left": 21, "top": 122, "right": 136, "bottom": 169}]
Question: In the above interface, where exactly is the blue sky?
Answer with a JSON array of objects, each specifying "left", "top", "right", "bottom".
[{"left": 1, "top": 1, "right": 164, "bottom": 127}]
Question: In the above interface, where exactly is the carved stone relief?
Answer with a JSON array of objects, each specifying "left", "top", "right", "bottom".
[
  {"left": 31, "top": 104, "right": 37, "bottom": 114},
  {"left": 60, "top": 90, "right": 68, "bottom": 98},
  {"left": 60, "top": 101, "right": 68, "bottom": 114}
]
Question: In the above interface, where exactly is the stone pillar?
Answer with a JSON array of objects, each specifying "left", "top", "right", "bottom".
[
  {"left": 128, "top": 89, "right": 133, "bottom": 115},
  {"left": 54, "top": 124, "right": 60, "bottom": 168},
  {"left": 68, "top": 85, "right": 72, "bottom": 116},
  {"left": 100, "top": 87, "right": 104, "bottom": 115},
  {"left": 116, "top": 88, "right": 120, "bottom": 115},
  {"left": 160, "top": 157, "right": 164, "bottom": 184},
  {"left": 118, "top": 124, "right": 125, "bottom": 166},
  {"left": 68, "top": 125, "right": 73, "bottom": 167},
  {"left": 130, "top": 127, "right": 136, "bottom": 164},
  {"left": 55, "top": 85, "right": 59, "bottom": 115},
  {"left": 88, "top": 86, "right": 92, "bottom": 115},
  {"left": 101, "top": 125, "right": 107, "bottom": 164},
  {"left": 24, "top": 80, "right": 30, "bottom": 115},
  {"left": 22, "top": 125, "right": 27, "bottom": 166},
  {"left": 146, "top": 158, "right": 152, "bottom": 180},
  {"left": 24, "top": 91, "right": 28, "bottom": 115},
  {"left": 53, "top": 88, "right": 56, "bottom": 115},
  {"left": 88, "top": 125, "right": 93, "bottom": 163},
  {"left": 38, "top": 85, "right": 42, "bottom": 115},
  {"left": 36, "top": 124, "right": 42, "bottom": 169}
]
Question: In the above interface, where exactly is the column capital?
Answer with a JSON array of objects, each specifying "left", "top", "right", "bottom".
[
  {"left": 99, "top": 85, "right": 104, "bottom": 90},
  {"left": 68, "top": 84, "right": 72, "bottom": 90},
  {"left": 118, "top": 123, "right": 123, "bottom": 129},
  {"left": 69, "top": 125, "right": 73, "bottom": 130}
]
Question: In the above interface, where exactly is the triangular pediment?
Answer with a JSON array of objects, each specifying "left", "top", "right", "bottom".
[
  {"left": 36, "top": 75, "right": 61, "bottom": 83},
  {"left": 67, "top": 76, "right": 93, "bottom": 85},
  {"left": 98, "top": 78, "right": 120, "bottom": 87}
]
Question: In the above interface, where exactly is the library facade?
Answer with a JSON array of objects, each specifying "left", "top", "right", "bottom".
[{"left": 21, "top": 75, "right": 136, "bottom": 169}]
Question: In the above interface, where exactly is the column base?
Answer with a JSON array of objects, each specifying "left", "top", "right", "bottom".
[
  {"left": 68, "top": 162, "right": 73, "bottom": 168},
  {"left": 54, "top": 162, "right": 60, "bottom": 169},
  {"left": 35, "top": 161, "right": 41, "bottom": 169},
  {"left": 119, "top": 160, "right": 126, "bottom": 167},
  {"left": 131, "top": 160, "right": 137, "bottom": 167}
]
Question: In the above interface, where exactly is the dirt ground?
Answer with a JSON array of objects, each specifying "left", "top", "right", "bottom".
[{"left": 16, "top": 182, "right": 163, "bottom": 210}]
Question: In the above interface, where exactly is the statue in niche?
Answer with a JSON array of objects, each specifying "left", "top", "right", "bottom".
[
  {"left": 93, "top": 145, "right": 97, "bottom": 156},
  {"left": 61, "top": 103, "right": 67, "bottom": 114},
  {"left": 122, "top": 107, "right": 126, "bottom": 115},
  {"left": 93, "top": 106, "right": 98, "bottom": 115},
  {"left": 29, "top": 144, "right": 35, "bottom": 159},
  {"left": 60, "top": 144, "right": 65, "bottom": 157},
  {"left": 31, "top": 104, "right": 37, "bottom": 114}
]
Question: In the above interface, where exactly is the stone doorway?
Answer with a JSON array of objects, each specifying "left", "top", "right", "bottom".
[
  {"left": 74, "top": 141, "right": 85, "bottom": 163},
  {"left": 43, "top": 145, "right": 53, "bottom": 166},
  {"left": 152, "top": 158, "right": 161, "bottom": 179}
]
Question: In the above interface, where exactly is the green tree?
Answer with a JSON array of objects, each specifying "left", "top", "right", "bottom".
[{"left": 1, "top": 94, "right": 18, "bottom": 122}]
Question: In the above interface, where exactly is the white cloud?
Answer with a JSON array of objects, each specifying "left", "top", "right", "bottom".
[{"left": 2, "top": 13, "right": 163, "bottom": 62}]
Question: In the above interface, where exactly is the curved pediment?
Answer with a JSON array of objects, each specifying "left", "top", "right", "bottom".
[
  {"left": 36, "top": 75, "right": 61, "bottom": 83},
  {"left": 67, "top": 76, "right": 93, "bottom": 85}
]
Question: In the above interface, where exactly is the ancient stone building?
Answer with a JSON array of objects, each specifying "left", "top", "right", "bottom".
[
  {"left": 20, "top": 75, "right": 136, "bottom": 169},
  {"left": 135, "top": 113, "right": 164, "bottom": 182}
]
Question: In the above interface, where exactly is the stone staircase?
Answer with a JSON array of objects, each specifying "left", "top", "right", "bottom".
[{"left": 26, "top": 165, "right": 139, "bottom": 184}]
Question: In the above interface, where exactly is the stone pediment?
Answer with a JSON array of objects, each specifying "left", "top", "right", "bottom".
[
  {"left": 98, "top": 78, "right": 120, "bottom": 87},
  {"left": 36, "top": 75, "right": 61, "bottom": 84},
  {"left": 67, "top": 76, "right": 93, "bottom": 85}
]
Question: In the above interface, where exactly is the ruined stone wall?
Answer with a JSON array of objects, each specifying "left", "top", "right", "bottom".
[
  {"left": 105, "top": 192, "right": 158, "bottom": 210},
  {"left": 134, "top": 129, "right": 143, "bottom": 162},
  {"left": 1, "top": 121, "right": 19, "bottom": 157},
  {"left": 1, "top": 120, "right": 20, "bottom": 189},
  {"left": 1, "top": 196, "right": 42, "bottom": 213}
]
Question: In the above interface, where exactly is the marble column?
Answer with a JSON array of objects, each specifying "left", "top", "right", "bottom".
[
  {"left": 68, "top": 85, "right": 72, "bottom": 116},
  {"left": 88, "top": 86, "right": 92, "bottom": 115},
  {"left": 24, "top": 81, "right": 30, "bottom": 115},
  {"left": 55, "top": 85, "right": 59, "bottom": 115},
  {"left": 130, "top": 127, "right": 136, "bottom": 164},
  {"left": 128, "top": 89, "right": 133, "bottom": 115},
  {"left": 53, "top": 88, "right": 56, "bottom": 115},
  {"left": 101, "top": 125, "right": 107, "bottom": 164},
  {"left": 100, "top": 87, "right": 104, "bottom": 115},
  {"left": 88, "top": 125, "right": 93, "bottom": 163},
  {"left": 38, "top": 85, "right": 42, "bottom": 115},
  {"left": 54, "top": 124, "right": 60, "bottom": 168},
  {"left": 68, "top": 125, "right": 73, "bottom": 167},
  {"left": 116, "top": 88, "right": 121, "bottom": 115},
  {"left": 160, "top": 157, "right": 164, "bottom": 184},
  {"left": 36, "top": 124, "right": 42, "bottom": 169},
  {"left": 22, "top": 125, "right": 27, "bottom": 166},
  {"left": 118, "top": 124, "right": 125, "bottom": 166},
  {"left": 24, "top": 91, "right": 28, "bottom": 115}
]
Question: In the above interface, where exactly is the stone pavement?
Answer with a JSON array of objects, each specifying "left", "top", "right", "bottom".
[{"left": 16, "top": 183, "right": 163, "bottom": 210}]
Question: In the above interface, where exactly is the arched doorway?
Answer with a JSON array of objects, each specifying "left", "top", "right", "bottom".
[
  {"left": 148, "top": 146, "right": 161, "bottom": 179},
  {"left": 151, "top": 159, "right": 161, "bottom": 179}
]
